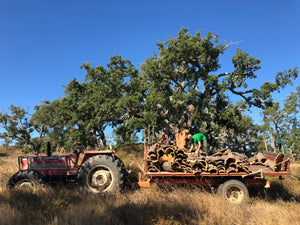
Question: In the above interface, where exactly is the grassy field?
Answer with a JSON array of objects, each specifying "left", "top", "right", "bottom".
[{"left": 0, "top": 146, "right": 299, "bottom": 225}]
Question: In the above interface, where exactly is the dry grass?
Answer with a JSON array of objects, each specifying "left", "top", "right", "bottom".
[
  {"left": 0, "top": 147, "right": 300, "bottom": 225},
  {"left": 0, "top": 147, "right": 20, "bottom": 191}
]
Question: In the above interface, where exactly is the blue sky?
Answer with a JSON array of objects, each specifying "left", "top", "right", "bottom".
[{"left": 0, "top": 0, "right": 299, "bottom": 139}]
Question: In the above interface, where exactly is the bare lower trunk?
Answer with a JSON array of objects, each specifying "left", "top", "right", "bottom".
[
  {"left": 99, "top": 129, "right": 106, "bottom": 147},
  {"left": 28, "top": 142, "right": 40, "bottom": 155},
  {"left": 174, "top": 129, "right": 189, "bottom": 149}
]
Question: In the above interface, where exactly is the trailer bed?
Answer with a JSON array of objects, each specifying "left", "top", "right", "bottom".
[{"left": 141, "top": 144, "right": 291, "bottom": 187}]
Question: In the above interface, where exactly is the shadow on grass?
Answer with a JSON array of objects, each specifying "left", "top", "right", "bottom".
[
  {"left": 102, "top": 200, "right": 201, "bottom": 225},
  {"left": 73, "top": 191, "right": 203, "bottom": 225},
  {"left": 1, "top": 177, "right": 299, "bottom": 225},
  {"left": 0, "top": 152, "right": 8, "bottom": 157},
  {"left": 248, "top": 182, "right": 300, "bottom": 202},
  {"left": 0, "top": 186, "right": 86, "bottom": 225},
  {"left": 0, "top": 187, "right": 202, "bottom": 225},
  {"left": 139, "top": 181, "right": 300, "bottom": 204}
]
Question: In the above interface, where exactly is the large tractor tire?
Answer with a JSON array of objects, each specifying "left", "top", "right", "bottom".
[
  {"left": 218, "top": 179, "right": 249, "bottom": 204},
  {"left": 7, "top": 170, "right": 45, "bottom": 192},
  {"left": 113, "top": 155, "right": 129, "bottom": 178},
  {"left": 78, "top": 155, "right": 124, "bottom": 195}
]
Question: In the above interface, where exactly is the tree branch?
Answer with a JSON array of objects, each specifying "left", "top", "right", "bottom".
[
  {"left": 229, "top": 88, "right": 252, "bottom": 102},
  {"left": 217, "top": 72, "right": 230, "bottom": 78}
]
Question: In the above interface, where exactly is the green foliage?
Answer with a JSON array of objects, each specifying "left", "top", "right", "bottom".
[
  {"left": 31, "top": 99, "right": 71, "bottom": 151},
  {"left": 262, "top": 86, "right": 300, "bottom": 157},
  {"left": 31, "top": 55, "right": 141, "bottom": 150},
  {"left": 0, "top": 105, "right": 45, "bottom": 153},
  {"left": 1, "top": 28, "right": 298, "bottom": 154},
  {"left": 113, "top": 129, "right": 139, "bottom": 146},
  {"left": 138, "top": 28, "right": 297, "bottom": 151}
]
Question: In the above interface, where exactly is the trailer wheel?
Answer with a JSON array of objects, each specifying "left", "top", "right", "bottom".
[
  {"left": 217, "top": 183, "right": 224, "bottom": 196},
  {"left": 78, "top": 155, "right": 123, "bottom": 195},
  {"left": 218, "top": 179, "right": 249, "bottom": 204},
  {"left": 7, "top": 170, "right": 45, "bottom": 192}
]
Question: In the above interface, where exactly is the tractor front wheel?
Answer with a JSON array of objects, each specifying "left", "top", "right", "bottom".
[{"left": 7, "top": 170, "right": 45, "bottom": 192}]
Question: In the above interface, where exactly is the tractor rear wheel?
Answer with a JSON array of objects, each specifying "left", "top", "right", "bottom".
[
  {"left": 113, "top": 155, "right": 129, "bottom": 179},
  {"left": 78, "top": 155, "right": 123, "bottom": 195},
  {"left": 7, "top": 170, "right": 45, "bottom": 192},
  {"left": 218, "top": 179, "right": 249, "bottom": 204}
]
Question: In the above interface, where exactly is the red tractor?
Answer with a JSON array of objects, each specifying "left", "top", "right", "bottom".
[{"left": 7, "top": 148, "right": 128, "bottom": 194}]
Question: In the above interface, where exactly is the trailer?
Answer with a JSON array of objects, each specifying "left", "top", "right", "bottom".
[{"left": 138, "top": 144, "right": 291, "bottom": 204}]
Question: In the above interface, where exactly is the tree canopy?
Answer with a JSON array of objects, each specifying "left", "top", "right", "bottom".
[
  {"left": 262, "top": 86, "right": 300, "bottom": 156},
  {"left": 0, "top": 105, "right": 45, "bottom": 154},
  {"left": 0, "top": 28, "right": 298, "bottom": 155}
]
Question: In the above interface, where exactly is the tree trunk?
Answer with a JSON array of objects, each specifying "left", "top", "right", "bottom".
[
  {"left": 27, "top": 141, "right": 39, "bottom": 155},
  {"left": 174, "top": 129, "right": 189, "bottom": 149},
  {"left": 99, "top": 129, "right": 106, "bottom": 147},
  {"left": 92, "top": 134, "right": 99, "bottom": 149}
]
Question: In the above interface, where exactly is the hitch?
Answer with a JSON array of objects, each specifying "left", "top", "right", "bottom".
[{"left": 137, "top": 172, "right": 150, "bottom": 188}]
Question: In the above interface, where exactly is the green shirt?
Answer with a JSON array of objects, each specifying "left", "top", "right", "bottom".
[{"left": 193, "top": 133, "right": 207, "bottom": 143}]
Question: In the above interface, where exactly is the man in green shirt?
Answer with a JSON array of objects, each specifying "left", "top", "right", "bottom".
[{"left": 188, "top": 133, "right": 208, "bottom": 156}]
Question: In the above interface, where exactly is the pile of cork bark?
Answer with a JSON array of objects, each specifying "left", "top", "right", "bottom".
[{"left": 147, "top": 144, "right": 285, "bottom": 174}]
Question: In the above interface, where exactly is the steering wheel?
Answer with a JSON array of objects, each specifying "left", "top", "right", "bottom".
[{"left": 73, "top": 143, "right": 84, "bottom": 156}]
